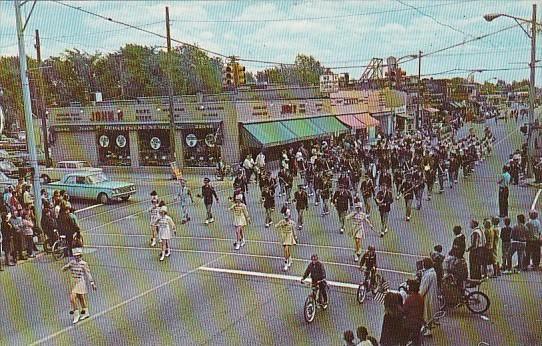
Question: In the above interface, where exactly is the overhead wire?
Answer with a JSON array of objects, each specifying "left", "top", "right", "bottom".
[{"left": 169, "top": 1, "right": 480, "bottom": 23}]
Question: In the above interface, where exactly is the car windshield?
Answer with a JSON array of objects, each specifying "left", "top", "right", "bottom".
[
  {"left": 0, "top": 172, "right": 8, "bottom": 180},
  {"left": 87, "top": 173, "right": 109, "bottom": 184},
  {"left": 79, "top": 161, "right": 91, "bottom": 168}
]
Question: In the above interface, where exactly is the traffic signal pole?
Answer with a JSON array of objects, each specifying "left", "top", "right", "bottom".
[{"left": 14, "top": 0, "right": 42, "bottom": 226}]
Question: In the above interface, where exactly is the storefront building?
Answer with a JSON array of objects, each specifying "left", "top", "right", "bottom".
[{"left": 47, "top": 87, "right": 403, "bottom": 170}]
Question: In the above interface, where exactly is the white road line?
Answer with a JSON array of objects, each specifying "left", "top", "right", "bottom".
[
  {"left": 531, "top": 189, "right": 542, "bottom": 211},
  {"left": 73, "top": 203, "right": 103, "bottom": 214},
  {"left": 29, "top": 255, "right": 226, "bottom": 346},
  {"left": 199, "top": 266, "right": 359, "bottom": 289},
  {"left": 89, "top": 244, "right": 414, "bottom": 276},
  {"left": 87, "top": 233, "right": 423, "bottom": 258}
]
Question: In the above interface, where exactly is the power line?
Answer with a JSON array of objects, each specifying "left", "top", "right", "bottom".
[
  {"left": 39, "top": 20, "right": 165, "bottom": 40},
  {"left": 395, "top": 0, "right": 472, "bottom": 38},
  {"left": 169, "top": 1, "right": 479, "bottom": 23}
]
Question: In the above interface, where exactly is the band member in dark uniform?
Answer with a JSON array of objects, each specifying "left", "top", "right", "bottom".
[
  {"left": 398, "top": 174, "right": 415, "bottom": 221},
  {"left": 375, "top": 184, "right": 393, "bottom": 237},
  {"left": 379, "top": 169, "right": 393, "bottom": 189},
  {"left": 360, "top": 175, "right": 375, "bottom": 215},
  {"left": 412, "top": 168, "right": 425, "bottom": 210}
]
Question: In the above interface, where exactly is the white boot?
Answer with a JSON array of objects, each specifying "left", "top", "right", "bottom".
[{"left": 72, "top": 310, "right": 80, "bottom": 324}]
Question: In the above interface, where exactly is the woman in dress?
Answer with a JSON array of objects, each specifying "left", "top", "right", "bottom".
[
  {"left": 346, "top": 202, "right": 374, "bottom": 262},
  {"left": 154, "top": 206, "right": 176, "bottom": 262},
  {"left": 229, "top": 194, "right": 251, "bottom": 250},
  {"left": 62, "top": 248, "right": 96, "bottom": 324},
  {"left": 274, "top": 208, "right": 297, "bottom": 271}
]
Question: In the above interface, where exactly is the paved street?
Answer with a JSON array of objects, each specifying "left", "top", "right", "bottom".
[{"left": 0, "top": 119, "right": 540, "bottom": 346}]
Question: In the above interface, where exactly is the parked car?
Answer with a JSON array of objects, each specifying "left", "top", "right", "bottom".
[
  {"left": 45, "top": 172, "right": 136, "bottom": 204},
  {"left": 0, "top": 160, "right": 19, "bottom": 177},
  {"left": 40, "top": 160, "right": 102, "bottom": 183}
]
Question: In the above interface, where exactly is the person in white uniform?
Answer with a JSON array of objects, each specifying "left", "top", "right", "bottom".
[
  {"left": 229, "top": 194, "right": 251, "bottom": 250},
  {"left": 153, "top": 206, "right": 176, "bottom": 262},
  {"left": 346, "top": 203, "right": 374, "bottom": 262},
  {"left": 62, "top": 248, "right": 96, "bottom": 324}
]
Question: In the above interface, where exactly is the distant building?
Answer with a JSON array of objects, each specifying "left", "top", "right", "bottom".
[{"left": 320, "top": 70, "right": 339, "bottom": 93}]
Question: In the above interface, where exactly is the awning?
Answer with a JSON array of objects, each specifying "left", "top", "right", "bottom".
[
  {"left": 337, "top": 113, "right": 379, "bottom": 129},
  {"left": 423, "top": 107, "right": 439, "bottom": 113},
  {"left": 243, "top": 122, "right": 297, "bottom": 148},
  {"left": 309, "top": 116, "right": 349, "bottom": 134},
  {"left": 281, "top": 118, "right": 326, "bottom": 139}
]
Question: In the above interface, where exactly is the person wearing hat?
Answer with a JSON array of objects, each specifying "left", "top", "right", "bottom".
[
  {"left": 293, "top": 184, "right": 308, "bottom": 230},
  {"left": 62, "top": 248, "right": 96, "bottom": 324},
  {"left": 229, "top": 194, "right": 250, "bottom": 250},
  {"left": 153, "top": 206, "right": 176, "bottom": 261},
  {"left": 375, "top": 184, "right": 393, "bottom": 237},
  {"left": 398, "top": 174, "right": 415, "bottom": 222},
  {"left": 360, "top": 175, "right": 375, "bottom": 216},
  {"left": 148, "top": 197, "right": 161, "bottom": 247},
  {"left": 261, "top": 184, "right": 275, "bottom": 228},
  {"left": 332, "top": 184, "right": 353, "bottom": 234},
  {"left": 346, "top": 203, "right": 374, "bottom": 262},
  {"left": 274, "top": 208, "right": 297, "bottom": 271},
  {"left": 174, "top": 178, "right": 194, "bottom": 225},
  {"left": 200, "top": 177, "right": 219, "bottom": 224}
]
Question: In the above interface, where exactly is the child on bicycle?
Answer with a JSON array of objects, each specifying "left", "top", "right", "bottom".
[{"left": 359, "top": 245, "right": 377, "bottom": 288}]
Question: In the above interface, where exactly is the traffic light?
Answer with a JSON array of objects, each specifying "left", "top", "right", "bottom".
[
  {"left": 236, "top": 64, "right": 246, "bottom": 85},
  {"left": 223, "top": 64, "right": 235, "bottom": 88}
]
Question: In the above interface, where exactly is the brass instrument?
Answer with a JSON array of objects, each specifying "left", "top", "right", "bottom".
[{"left": 375, "top": 191, "right": 385, "bottom": 206}]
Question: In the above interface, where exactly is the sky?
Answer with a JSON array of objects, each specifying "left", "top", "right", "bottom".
[{"left": 0, "top": 0, "right": 541, "bottom": 85}]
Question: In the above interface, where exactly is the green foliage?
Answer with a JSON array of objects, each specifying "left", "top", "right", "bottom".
[{"left": 256, "top": 54, "right": 325, "bottom": 86}]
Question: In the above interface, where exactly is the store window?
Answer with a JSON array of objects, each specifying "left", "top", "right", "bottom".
[
  {"left": 182, "top": 128, "right": 221, "bottom": 167},
  {"left": 97, "top": 131, "right": 131, "bottom": 166},
  {"left": 138, "top": 129, "right": 171, "bottom": 166}
]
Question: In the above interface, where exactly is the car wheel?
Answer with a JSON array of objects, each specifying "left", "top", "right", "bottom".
[
  {"left": 98, "top": 193, "right": 109, "bottom": 205},
  {"left": 41, "top": 175, "right": 51, "bottom": 184}
]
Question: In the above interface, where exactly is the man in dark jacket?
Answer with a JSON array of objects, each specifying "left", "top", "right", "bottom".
[
  {"left": 1, "top": 212, "right": 15, "bottom": 266},
  {"left": 293, "top": 185, "right": 308, "bottom": 230},
  {"left": 510, "top": 214, "right": 528, "bottom": 272},
  {"left": 301, "top": 254, "right": 327, "bottom": 308},
  {"left": 332, "top": 184, "right": 353, "bottom": 234},
  {"left": 376, "top": 185, "right": 393, "bottom": 237},
  {"left": 450, "top": 225, "right": 466, "bottom": 258},
  {"left": 261, "top": 185, "right": 275, "bottom": 228},
  {"left": 201, "top": 177, "right": 219, "bottom": 224},
  {"left": 41, "top": 203, "right": 57, "bottom": 251},
  {"left": 57, "top": 206, "right": 80, "bottom": 256}
]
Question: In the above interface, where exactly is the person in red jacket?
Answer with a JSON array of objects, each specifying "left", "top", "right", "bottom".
[{"left": 402, "top": 279, "right": 425, "bottom": 345}]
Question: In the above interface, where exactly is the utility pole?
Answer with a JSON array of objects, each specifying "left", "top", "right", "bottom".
[
  {"left": 527, "top": 3, "right": 537, "bottom": 178},
  {"left": 14, "top": 0, "right": 42, "bottom": 226},
  {"left": 165, "top": 6, "right": 180, "bottom": 169},
  {"left": 34, "top": 29, "right": 51, "bottom": 167},
  {"left": 417, "top": 50, "right": 422, "bottom": 130}
]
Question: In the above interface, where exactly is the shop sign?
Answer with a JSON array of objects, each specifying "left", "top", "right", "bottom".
[
  {"left": 116, "top": 135, "right": 127, "bottom": 148},
  {"left": 51, "top": 125, "right": 96, "bottom": 132},
  {"left": 150, "top": 137, "right": 161, "bottom": 150},
  {"left": 99, "top": 135, "right": 110, "bottom": 148},
  {"left": 91, "top": 110, "right": 123, "bottom": 122},
  {"left": 104, "top": 124, "right": 170, "bottom": 131},
  {"left": 176, "top": 123, "right": 216, "bottom": 130},
  {"left": 186, "top": 134, "right": 198, "bottom": 147}
]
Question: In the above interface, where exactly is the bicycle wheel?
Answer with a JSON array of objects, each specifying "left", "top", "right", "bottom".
[
  {"left": 304, "top": 296, "right": 316, "bottom": 323},
  {"left": 466, "top": 291, "right": 490, "bottom": 314},
  {"left": 357, "top": 283, "right": 367, "bottom": 304},
  {"left": 51, "top": 241, "right": 65, "bottom": 261}
]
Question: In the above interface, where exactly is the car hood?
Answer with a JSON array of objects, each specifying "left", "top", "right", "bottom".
[{"left": 99, "top": 181, "right": 135, "bottom": 189}]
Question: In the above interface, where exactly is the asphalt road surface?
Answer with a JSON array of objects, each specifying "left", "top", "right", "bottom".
[{"left": 0, "top": 118, "right": 541, "bottom": 346}]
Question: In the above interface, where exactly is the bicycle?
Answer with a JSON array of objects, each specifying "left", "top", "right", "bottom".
[
  {"left": 357, "top": 269, "right": 388, "bottom": 304},
  {"left": 51, "top": 230, "right": 69, "bottom": 261},
  {"left": 439, "top": 275, "right": 490, "bottom": 314},
  {"left": 302, "top": 280, "right": 329, "bottom": 323}
]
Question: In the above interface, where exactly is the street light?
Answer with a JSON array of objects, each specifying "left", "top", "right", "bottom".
[{"left": 484, "top": 4, "right": 541, "bottom": 178}]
